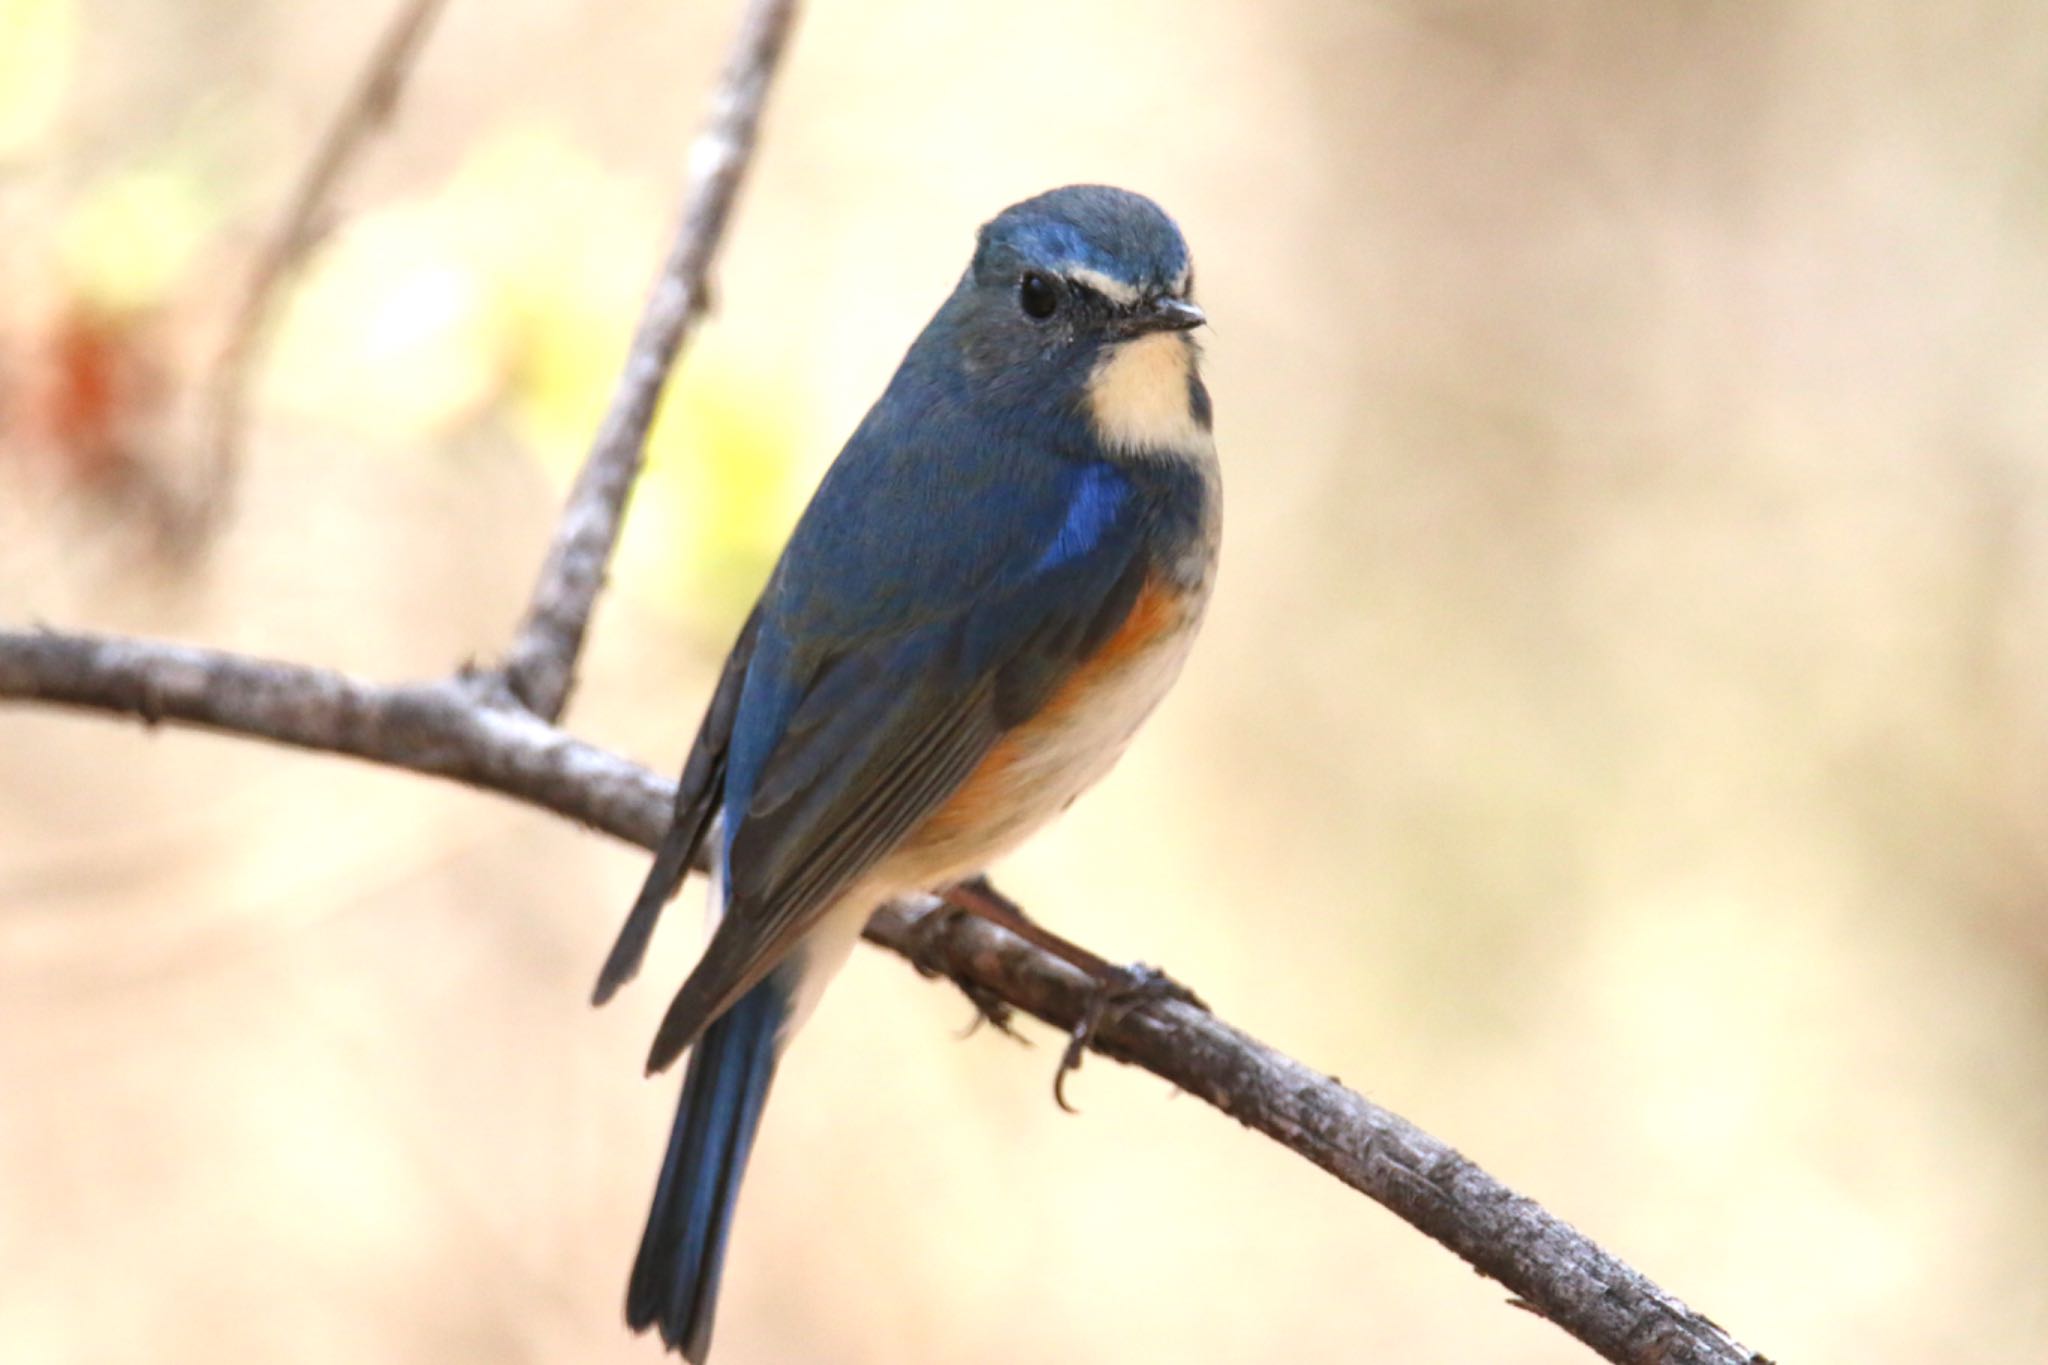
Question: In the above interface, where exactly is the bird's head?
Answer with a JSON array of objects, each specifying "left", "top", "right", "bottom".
[{"left": 942, "top": 185, "right": 1210, "bottom": 456}]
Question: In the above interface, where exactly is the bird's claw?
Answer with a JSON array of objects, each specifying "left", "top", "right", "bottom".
[
  {"left": 905, "top": 902, "right": 1028, "bottom": 1043},
  {"left": 954, "top": 982, "right": 1026, "bottom": 1042},
  {"left": 1053, "top": 963, "right": 1204, "bottom": 1113}
]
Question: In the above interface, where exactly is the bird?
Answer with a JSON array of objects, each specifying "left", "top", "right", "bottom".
[{"left": 591, "top": 184, "right": 1220, "bottom": 1361}]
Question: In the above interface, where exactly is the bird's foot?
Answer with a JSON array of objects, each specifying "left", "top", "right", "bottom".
[
  {"left": 904, "top": 900, "right": 1027, "bottom": 1042},
  {"left": 1054, "top": 962, "right": 1205, "bottom": 1113}
]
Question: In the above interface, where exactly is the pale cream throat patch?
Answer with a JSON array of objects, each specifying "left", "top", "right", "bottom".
[{"left": 1086, "top": 332, "right": 1206, "bottom": 455}]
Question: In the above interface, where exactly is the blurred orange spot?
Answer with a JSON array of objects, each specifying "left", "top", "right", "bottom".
[{"left": 26, "top": 301, "right": 160, "bottom": 492}]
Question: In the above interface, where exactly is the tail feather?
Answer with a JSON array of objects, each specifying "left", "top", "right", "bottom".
[
  {"left": 626, "top": 976, "right": 787, "bottom": 1360},
  {"left": 594, "top": 601, "right": 762, "bottom": 1009},
  {"left": 594, "top": 798, "right": 713, "bottom": 1009}
]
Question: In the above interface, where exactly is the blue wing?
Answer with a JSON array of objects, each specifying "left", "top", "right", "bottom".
[{"left": 638, "top": 413, "right": 1154, "bottom": 1070}]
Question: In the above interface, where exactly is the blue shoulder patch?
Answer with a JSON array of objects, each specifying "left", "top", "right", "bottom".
[{"left": 1036, "top": 464, "right": 1131, "bottom": 572}]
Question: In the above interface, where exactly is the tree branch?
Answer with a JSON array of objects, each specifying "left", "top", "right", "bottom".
[
  {"left": 195, "top": 0, "right": 452, "bottom": 544},
  {"left": 864, "top": 901, "right": 1769, "bottom": 1365},
  {"left": 0, "top": 625, "right": 1768, "bottom": 1365},
  {"left": 496, "top": 0, "right": 801, "bottom": 721},
  {"left": 0, "top": 629, "right": 668, "bottom": 846}
]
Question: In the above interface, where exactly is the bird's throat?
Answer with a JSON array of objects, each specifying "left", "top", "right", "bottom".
[{"left": 1087, "top": 333, "right": 1208, "bottom": 457}]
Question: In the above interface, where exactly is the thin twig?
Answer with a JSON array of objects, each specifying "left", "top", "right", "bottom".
[
  {"left": 0, "top": 625, "right": 1769, "bottom": 1365},
  {"left": 192, "top": 0, "right": 452, "bottom": 544},
  {"left": 496, "top": 0, "right": 801, "bottom": 721}
]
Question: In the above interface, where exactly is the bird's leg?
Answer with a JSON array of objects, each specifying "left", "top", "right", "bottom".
[
  {"left": 940, "top": 876, "right": 1206, "bottom": 1112},
  {"left": 902, "top": 891, "right": 1025, "bottom": 1042},
  {"left": 940, "top": 875, "right": 1117, "bottom": 976}
]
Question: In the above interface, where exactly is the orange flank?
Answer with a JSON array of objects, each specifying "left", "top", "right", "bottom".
[
  {"left": 915, "top": 574, "right": 1184, "bottom": 855},
  {"left": 1036, "top": 573, "right": 1181, "bottom": 720},
  {"left": 923, "top": 740, "right": 1026, "bottom": 846}
]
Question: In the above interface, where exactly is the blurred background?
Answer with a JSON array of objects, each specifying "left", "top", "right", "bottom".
[{"left": 4, "top": 0, "right": 2047, "bottom": 1360}]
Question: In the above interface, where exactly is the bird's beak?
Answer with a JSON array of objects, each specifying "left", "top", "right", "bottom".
[{"left": 1115, "top": 296, "right": 1207, "bottom": 338}]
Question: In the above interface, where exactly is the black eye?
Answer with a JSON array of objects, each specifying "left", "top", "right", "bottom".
[{"left": 1018, "top": 271, "right": 1059, "bottom": 320}]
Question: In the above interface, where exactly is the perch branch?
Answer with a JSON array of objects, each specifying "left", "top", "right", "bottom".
[
  {"left": 497, "top": 0, "right": 800, "bottom": 720},
  {"left": 195, "top": 0, "right": 452, "bottom": 541},
  {"left": 0, "top": 625, "right": 1768, "bottom": 1365}
]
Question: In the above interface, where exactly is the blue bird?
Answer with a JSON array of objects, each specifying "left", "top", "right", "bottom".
[{"left": 591, "top": 184, "right": 1220, "bottom": 1360}]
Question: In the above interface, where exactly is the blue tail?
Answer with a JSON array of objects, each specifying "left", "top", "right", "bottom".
[{"left": 626, "top": 976, "right": 788, "bottom": 1361}]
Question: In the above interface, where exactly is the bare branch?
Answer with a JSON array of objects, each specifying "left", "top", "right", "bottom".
[
  {"left": 497, "top": 0, "right": 801, "bottom": 721},
  {"left": 0, "top": 625, "right": 1769, "bottom": 1365},
  {"left": 195, "top": 0, "right": 452, "bottom": 542},
  {"left": 0, "top": 629, "right": 667, "bottom": 849},
  {"left": 865, "top": 902, "right": 1770, "bottom": 1365}
]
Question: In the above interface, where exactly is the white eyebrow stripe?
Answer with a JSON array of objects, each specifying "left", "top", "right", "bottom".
[{"left": 1064, "top": 267, "right": 1143, "bottom": 306}]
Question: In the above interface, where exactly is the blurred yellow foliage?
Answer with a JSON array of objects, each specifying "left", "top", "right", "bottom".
[
  {"left": 621, "top": 356, "right": 805, "bottom": 626},
  {"left": 267, "top": 204, "right": 496, "bottom": 439},
  {"left": 265, "top": 124, "right": 802, "bottom": 622},
  {"left": 58, "top": 157, "right": 214, "bottom": 313},
  {"left": 0, "top": 0, "right": 71, "bottom": 158}
]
